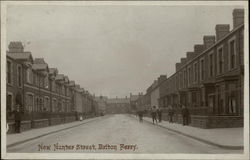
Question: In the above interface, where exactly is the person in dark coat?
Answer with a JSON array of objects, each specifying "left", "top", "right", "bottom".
[
  {"left": 181, "top": 105, "right": 189, "bottom": 126},
  {"left": 13, "top": 105, "right": 22, "bottom": 133},
  {"left": 168, "top": 106, "right": 174, "bottom": 123},
  {"left": 157, "top": 108, "right": 162, "bottom": 123},
  {"left": 151, "top": 106, "right": 157, "bottom": 124},
  {"left": 138, "top": 110, "right": 144, "bottom": 123}
]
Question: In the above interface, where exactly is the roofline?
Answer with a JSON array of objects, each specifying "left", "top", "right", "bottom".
[{"left": 162, "top": 24, "right": 244, "bottom": 83}]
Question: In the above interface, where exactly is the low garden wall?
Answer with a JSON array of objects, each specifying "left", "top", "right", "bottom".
[
  {"left": 64, "top": 116, "right": 76, "bottom": 123},
  {"left": 7, "top": 113, "right": 98, "bottom": 134},
  {"left": 7, "top": 121, "right": 32, "bottom": 134},
  {"left": 191, "top": 115, "right": 243, "bottom": 128},
  {"left": 49, "top": 117, "right": 63, "bottom": 126},
  {"left": 32, "top": 119, "right": 49, "bottom": 129},
  {"left": 133, "top": 111, "right": 242, "bottom": 129}
]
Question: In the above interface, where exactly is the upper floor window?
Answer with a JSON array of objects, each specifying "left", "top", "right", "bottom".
[
  {"left": 17, "top": 65, "right": 22, "bottom": 87},
  {"left": 26, "top": 68, "right": 33, "bottom": 84},
  {"left": 66, "top": 87, "right": 68, "bottom": 96},
  {"left": 188, "top": 66, "right": 193, "bottom": 85},
  {"left": 40, "top": 76, "right": 44, "bottom": 88},
  {"left": 200, "top": 59, "right": 205, "bottom": 81},
  {"left": 175, "top": 75, "right": 178, "bottom": 89},
  {"left": 217, "top": 47, "right": 224, "bottom": 74},
  {"left": 52, "top": 81, "right": 56, "bottom": 92},
  {"left": 7, "top": 61, "right": 12, "bottom": 84},
  {"left": 36, "top": 74, "right": 40, "bottom": 86},
  {"left": 61, "top": 85, "right": 64, "bottom": 95},
  {"left": 33, "top": 73, "right": 36, "bottom": 86},
  {"left": 209, "top": 53, "right": 214, "bottom": 77},
  {"left": 194, "top": 62, "right": 198, "bottom": 83},
  {"left": 44, "top": 76, "right": 49, "bottom": 89},
  {"left": 183, "top": 69, "right": 187, "bottom": 87},
  {"left": 229, "top": 39, "right": 236, "bottom": 70},
  {"left": 179, "top": 72, "right": 182, "bottom": 88},
  {"left": 239, "top": 29, "right": 244, "bottom": 65}
]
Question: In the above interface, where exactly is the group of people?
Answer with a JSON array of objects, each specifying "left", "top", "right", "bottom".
[
  {"left": 136, "top": 104, "right": 190, "bottom": 126},
  {"left": 136, "top": 106, "right": 162, "bottom": 124},
  {"left": 150, "top": 106, "right": 162, "bottom": 124}
]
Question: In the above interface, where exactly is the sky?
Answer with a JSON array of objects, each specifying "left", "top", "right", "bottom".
[{"left": 6, "top": 4, "right": 243, "bottom": 98}]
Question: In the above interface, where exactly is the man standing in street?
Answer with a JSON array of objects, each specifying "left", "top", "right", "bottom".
[
  {"left": 151, "top": 106, "right": 157, "bottom": 124},
  {"left": 181, "top": 105, "right": 189, "bottom": 126},
  {"left": 157, "top": 108, "right": 162, "bottom": 123},
  {"left": 13, "top": 104, "right": 22, "bottom": 133}
]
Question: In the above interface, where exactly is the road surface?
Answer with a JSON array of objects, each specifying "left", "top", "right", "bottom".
[{"left": 7, "top": 114, "right": 242, "bottom": 153}]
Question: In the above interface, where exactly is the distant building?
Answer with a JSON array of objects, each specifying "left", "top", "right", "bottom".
[
  {"left": 106, "top": 97, "right": 130, "bottom": 114},
  {"left": 146, "top": 75, "right": 167, "bottom": 109},
  {"left": 129, "top": 93, "right": 139, "bottom": 111},
  {"left": 95, "top": 96, "right": 108, "bottom": 114}
]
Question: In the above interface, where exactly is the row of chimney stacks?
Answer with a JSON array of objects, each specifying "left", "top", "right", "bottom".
[{"left": 175, "top": 8, "right": 244, "bottom": 72}]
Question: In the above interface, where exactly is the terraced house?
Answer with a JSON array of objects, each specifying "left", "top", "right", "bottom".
[
  {"left": 6, "top": 42, "right": 98, "bottom": 133},
  {"left": 149, "top": 9, "right": 244, "bottom": 128}
]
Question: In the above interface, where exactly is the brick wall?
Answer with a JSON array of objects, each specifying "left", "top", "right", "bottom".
[
  {"left": 64, "top": 116, "right": 76, "bottom": 123},
  {"left": 31, "top": 119, "right": 49, "bottom": 128},
  {"left": 191, "top": 115, "right": 243, "bottom": 128},
  {"left": 7, "top": 121, "right": 31, "bottom": 134},
  {"left": 49, "top": 117, "right": 63, "bottom": 126}
]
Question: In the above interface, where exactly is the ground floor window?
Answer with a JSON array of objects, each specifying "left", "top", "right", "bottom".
[
  {"left": 58, "top": 101, "right": 62, "bottom": 112},
  {"left": 44, "top": 97, "right": 50, "bottom": 112},
  {"left": 39, "top": 98, "right": 44, "bottom": 112},
  {"left": 52, "top": 99, "right": 57, "bottom": 112},
  {"left": 228, "top": 96, "right": 237, "bottom": 114},
  {"left": 7, "top": 94, "right": 13, "bottom": 117},
  {"left": 191, "top": 92, "right": 197, "bottom": 107},
  {"left": 26, "top": 93, "right": 34, "bottom": 112}
]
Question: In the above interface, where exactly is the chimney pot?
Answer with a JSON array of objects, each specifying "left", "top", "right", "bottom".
[
  {"left": 176, "top": 63, "right": 181, "bottom": 71},
  {"left": 181, "top": 58, "right": 187, "bottom": 64},
  {"left": 186, "top": 52, "right": 196, "bottom": 62},
  {"left": 203, "top": 35, "right": 215, "bottom": 49},
  {"left": 215, "top": 24, "right": 230, "bottom": 41},
  {"left": 8, "top": 41, "right": 24, "bottom": 53},
  {"left": 233, "top": 9, "right": 244, "bottom": 28},
  {"left": 194, "top": 44, "right": 205, "bottom": 55}
]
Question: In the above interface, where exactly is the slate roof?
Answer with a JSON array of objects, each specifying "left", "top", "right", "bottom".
[
  {"left": 55, "top": 74, "right": 64, "bottom": 81},
  {"left": 32, "top": 63, "right": 48, "bottom": 70},
  {"left": 7, "top": 52, "right": 33, "bottom": 61},
  {"left": 34, "top": 58, "right": 46, "bottom": 64},
  {"left": 69, "top": 81, "right": 75, "bottom": 86},
  {"left": 8, "top": 41, "right": 24, "bottom": 48},
  {"left": 64, "top": 76, "right": 69, "bottom": 83},
  {"left": 49, "top": 68, "right": 58, "bottom": 75}
]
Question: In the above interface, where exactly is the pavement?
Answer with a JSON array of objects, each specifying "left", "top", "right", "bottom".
[
  {"left": 7, "top": 116, "right": 104, "bottom": 148},
  {"left": 6, "top": 114, "right": 243, "bottom": 151},
  {"left": 7, "top": 114, "right": 242, "bottom": 153},
  {"left": 132, "top": 115, "right": 244, "bottom": 150}
]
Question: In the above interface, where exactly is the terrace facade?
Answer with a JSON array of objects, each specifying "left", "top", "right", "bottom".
[
  {"left": 157, "top": 9, "right": 244, "bottom": 128},
  {"left": 6, "top": 42, "right": 98, "bottom": 132}
]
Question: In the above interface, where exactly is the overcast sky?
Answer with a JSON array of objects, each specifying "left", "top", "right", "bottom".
[{"left": 6, "top": 4, "right": 243, "bottom": 98}]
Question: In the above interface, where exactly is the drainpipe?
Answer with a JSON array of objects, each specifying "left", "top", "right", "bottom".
[{"left": 22, "top": 64, "right": 25, "bottom": 119}]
